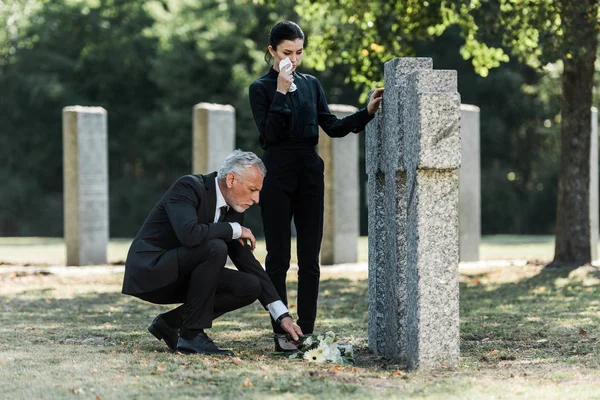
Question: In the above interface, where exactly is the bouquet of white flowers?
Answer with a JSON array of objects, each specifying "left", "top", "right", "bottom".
[{"left": 288, "top": 331, "right": 354, "bottom": 364}]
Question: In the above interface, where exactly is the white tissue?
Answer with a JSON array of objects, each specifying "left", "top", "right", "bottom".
[{"left": 279, "top": 57, "right": 297, "bottom": 92}]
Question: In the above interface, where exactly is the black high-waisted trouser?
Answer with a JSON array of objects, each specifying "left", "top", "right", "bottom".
[{"left": 261, "top": 146, "right": 324, "bottom": 334}]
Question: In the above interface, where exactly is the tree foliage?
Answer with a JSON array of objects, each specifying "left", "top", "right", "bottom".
[
  {"left": 295, "top": 0, "right": 599, "bottom": 265},
  {"left": 1, "top": 0, "right": 597, "bottom": 251}
]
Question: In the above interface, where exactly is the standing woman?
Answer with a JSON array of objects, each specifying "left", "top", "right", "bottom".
[{"left": 249, "top": 21, "right": 383, "bottom": 351}]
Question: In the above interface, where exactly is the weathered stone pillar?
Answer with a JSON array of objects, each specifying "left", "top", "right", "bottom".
[
  {"left": 459, "top": 105, "right": 481, "bottom": 262},
  {"left": 193, "top": 103, "right": 235, "bottom": 174},
  {"left": 367, "top": 58, "right": 433, "bottom": 361},
  {"left": 318, "top": 104, "right": 359, "bottom": 265},
  {"left": 63, "top": 106, "right": 109, "bottom": 266},
  {"left": 591, "top": 107, "right": 598, "bottom": 260},
  {"left": 367, "top": 58, "right": 461, "bottom": 370}
]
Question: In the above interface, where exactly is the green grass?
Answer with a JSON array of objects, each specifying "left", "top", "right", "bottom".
[
  {"left": 1, "top": 265, "right": 600, "bottom": 398},
  {"left": 1, "top": 235, "right": 595, "bottom": 266}
]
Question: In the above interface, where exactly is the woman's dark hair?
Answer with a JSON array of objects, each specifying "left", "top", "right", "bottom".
[{"left": 264, "top": 21, "right": 305, "bottom": 64}]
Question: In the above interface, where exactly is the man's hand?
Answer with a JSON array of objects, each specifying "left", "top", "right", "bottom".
[
  {"left": 280, "top": 316, "right": 303, "bottom": 341},
  {"left": 367, "top": 88, "right": 384, "bottom": 116},
  {"left": 239, "top": 226, "right": 256, "bottom": 251}
]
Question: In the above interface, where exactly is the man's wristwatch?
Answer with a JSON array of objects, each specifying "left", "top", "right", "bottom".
[{"left": 276, "top": 312, "right": 292, "bottom": 325}]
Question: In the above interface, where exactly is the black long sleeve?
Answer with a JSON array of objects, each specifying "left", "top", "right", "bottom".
[
  {"left": 249, "top": 81, "right": 292, "bottom": 148},
  {"left": 249, "top": 67, "right": 373, "bottom": 149},
  {"left": 316, "top": 81, "right": 373, "bottom": 138}
]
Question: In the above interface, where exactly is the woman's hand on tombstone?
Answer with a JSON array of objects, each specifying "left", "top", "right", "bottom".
[
  {"left": 276, "top": 65, "right": 294, "bottom": 94},
  {"left": 367, "top": 88, "right": 384, "bottom": 116}
]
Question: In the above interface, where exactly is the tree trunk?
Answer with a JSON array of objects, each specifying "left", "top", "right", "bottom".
[{"left": 552, "top": 0, "right": 599, "bottom": 266}]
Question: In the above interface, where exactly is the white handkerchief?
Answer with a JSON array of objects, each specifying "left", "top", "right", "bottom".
[{"left": 279, "top": 57, "right": 297, "bottom": 92}]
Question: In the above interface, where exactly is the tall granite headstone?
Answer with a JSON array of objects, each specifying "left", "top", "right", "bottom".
[
  {"left": 63, "top": 106, "right": 109, "bottom": 266},
  {"left": 367, "top": 58, "right": 460, "bottom": 370},
  {"left": 459, "top": 105, "right": 481, "bottom": 262},
  {"left": 318, "top": 104, "right": 360, "bottom": 265},
  {"left": 193, "top": 103, "right": 235, "bottom": 174}
]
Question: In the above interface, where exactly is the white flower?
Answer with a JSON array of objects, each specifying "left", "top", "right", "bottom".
[
  {"left": 322, "top": 331, "right": 336, "bottom": 345},
  {"left": 303, "top": 335, "right": 314, "bottom": 347},
  {"left": 303, "top": 348, "right": 326, "bottom": 363},
  {"left": 343, "top": 344, "right": 354, "bottom": 359}
]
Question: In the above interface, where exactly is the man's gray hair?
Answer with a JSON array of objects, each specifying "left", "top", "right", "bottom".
[{"left": 217, "top": 150, "right": 266, "bottom": 179}]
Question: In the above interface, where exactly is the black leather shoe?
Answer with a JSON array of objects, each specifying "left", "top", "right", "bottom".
[
  {"left": 148, "top": 315, "right": 179, "bottom": 352},
  {"left": 274, "top": 334, "right": 299, "bottom": 352},
  {"left": 176, "top": 332, "right": 234, "bottom": 356}
]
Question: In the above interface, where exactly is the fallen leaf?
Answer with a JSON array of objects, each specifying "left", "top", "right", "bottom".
[
  {"left": 95, "top": 396, "right": 101, "bottom": 400},
  {"left": 490, "top": 349, "right": 499, "bottom": 355},
  {"left": 231, "top": 357, "right": 243, "bottom": 365},
  {"left": 329, "top": 365, "right": 342, "bottom": 372},
  {"left": 155, "top": 364, "right": 166, "bottom": 372},
  {"left": 293, "top": 382, "right": 301, "bottom": 386},
  {"left": 242, "top": 378, "right": 254, "bottom": 388},
  {"left": 259, "top": 365, "right": 268, "bottom": 371},
  {"left": 184, "top": 379, "right": 191, "bottom": 385},
  {"left": 394, "top": 370, "right": 404, "bottom": 377},
  {"left": 579, "top": 328, "right": 588, "bottom": 335}
]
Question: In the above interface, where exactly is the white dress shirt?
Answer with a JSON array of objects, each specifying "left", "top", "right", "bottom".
[
  {"left": 214, "top": 177, "right": 241, "bottom": 239},
  {"left": 214, "top": 177, "right": 289, "bottom": 321}
]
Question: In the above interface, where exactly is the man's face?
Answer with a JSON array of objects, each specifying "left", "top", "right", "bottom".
[{"left": 224, "top": 165, "right": 263, "bottom": 213}]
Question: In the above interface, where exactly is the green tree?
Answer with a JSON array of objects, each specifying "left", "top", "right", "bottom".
[
  {"left": 295, "top": 0, "right": 599, "bottom": 266},
  {"left": 0, "top": 0, "right": 161, "bottom": 236}
]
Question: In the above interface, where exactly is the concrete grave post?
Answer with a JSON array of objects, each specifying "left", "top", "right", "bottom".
[
  {"left": 459, "top": 105, "right": 481, "bottom": 262},
  {"left": 590, "top": 107, "right": 598, "bottom": 260},
  {"left": 63, "top": 106, "right": 109, "bottom": 266},
  {"left": 318, "top": 104, "right": 360, "bottom": 265},
  {"left": 193, "top": 103, "right": 235, "bottom": 174}
]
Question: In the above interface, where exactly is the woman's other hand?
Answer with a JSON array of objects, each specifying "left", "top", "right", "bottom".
[{"left": 367, "top": 88, "right": 384, "bottom": 116}]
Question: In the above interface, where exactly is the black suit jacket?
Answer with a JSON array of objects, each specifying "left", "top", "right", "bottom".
[{"left": 122, "top": 172, "right": 280, "bottom": 309}]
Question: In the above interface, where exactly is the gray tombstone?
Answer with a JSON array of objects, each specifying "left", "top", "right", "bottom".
[
  {"left": 591, "top": 107, "right": 599, "bottom": 261},
  {"left": 367, "top": 58, "right": 460, "bottom": 370},
  {"left": 193, "top": 103, "right": 235, "bottom": 174},
  {"left": 63, "top": 106, "right": 109, "bottom": 266},
  {"left": 318, "top": 104, "right": 359, "bottom": 265},
  {"left": 459, "top": 105, "right": 481, "bottom": 261}
]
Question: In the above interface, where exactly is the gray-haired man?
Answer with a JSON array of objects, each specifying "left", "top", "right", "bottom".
[{"left": 122, "top": 150, "right": 302, "bottom": 356}]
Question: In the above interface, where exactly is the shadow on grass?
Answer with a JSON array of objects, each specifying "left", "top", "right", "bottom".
[
  {"left": 460, "top": 264, "right": 600, "bottom": 366},
  {"left": 0, "top": 277, "right": 388, "bottom": 369}
]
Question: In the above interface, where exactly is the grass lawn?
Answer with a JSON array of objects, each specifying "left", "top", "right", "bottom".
[{"left": 1, "top": 264, "right": 599, "bottom": 399}]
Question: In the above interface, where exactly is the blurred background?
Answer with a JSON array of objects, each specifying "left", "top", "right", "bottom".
[{"left": 1, "top": 0, "right": 599, "bottom": 240}]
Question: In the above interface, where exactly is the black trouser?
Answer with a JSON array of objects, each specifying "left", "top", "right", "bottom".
[
  {"left": 261, "top": 147, "right": 324, "bottom": 334},
  {"left": 137, "top": 239, "right": 262, "bottom": 330}
]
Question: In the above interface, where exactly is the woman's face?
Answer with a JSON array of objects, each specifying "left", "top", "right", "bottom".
[{"left": 269, "top": 39, "right": 304, "bottom": 72}]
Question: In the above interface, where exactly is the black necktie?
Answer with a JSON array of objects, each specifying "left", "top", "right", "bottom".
[{"left": 217, "top": 206, "right": 228, "bottom": 222}]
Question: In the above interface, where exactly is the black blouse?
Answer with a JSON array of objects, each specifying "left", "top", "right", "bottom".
[{"left": 249, "top": 67, "right": 372, "bottom": 150}]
